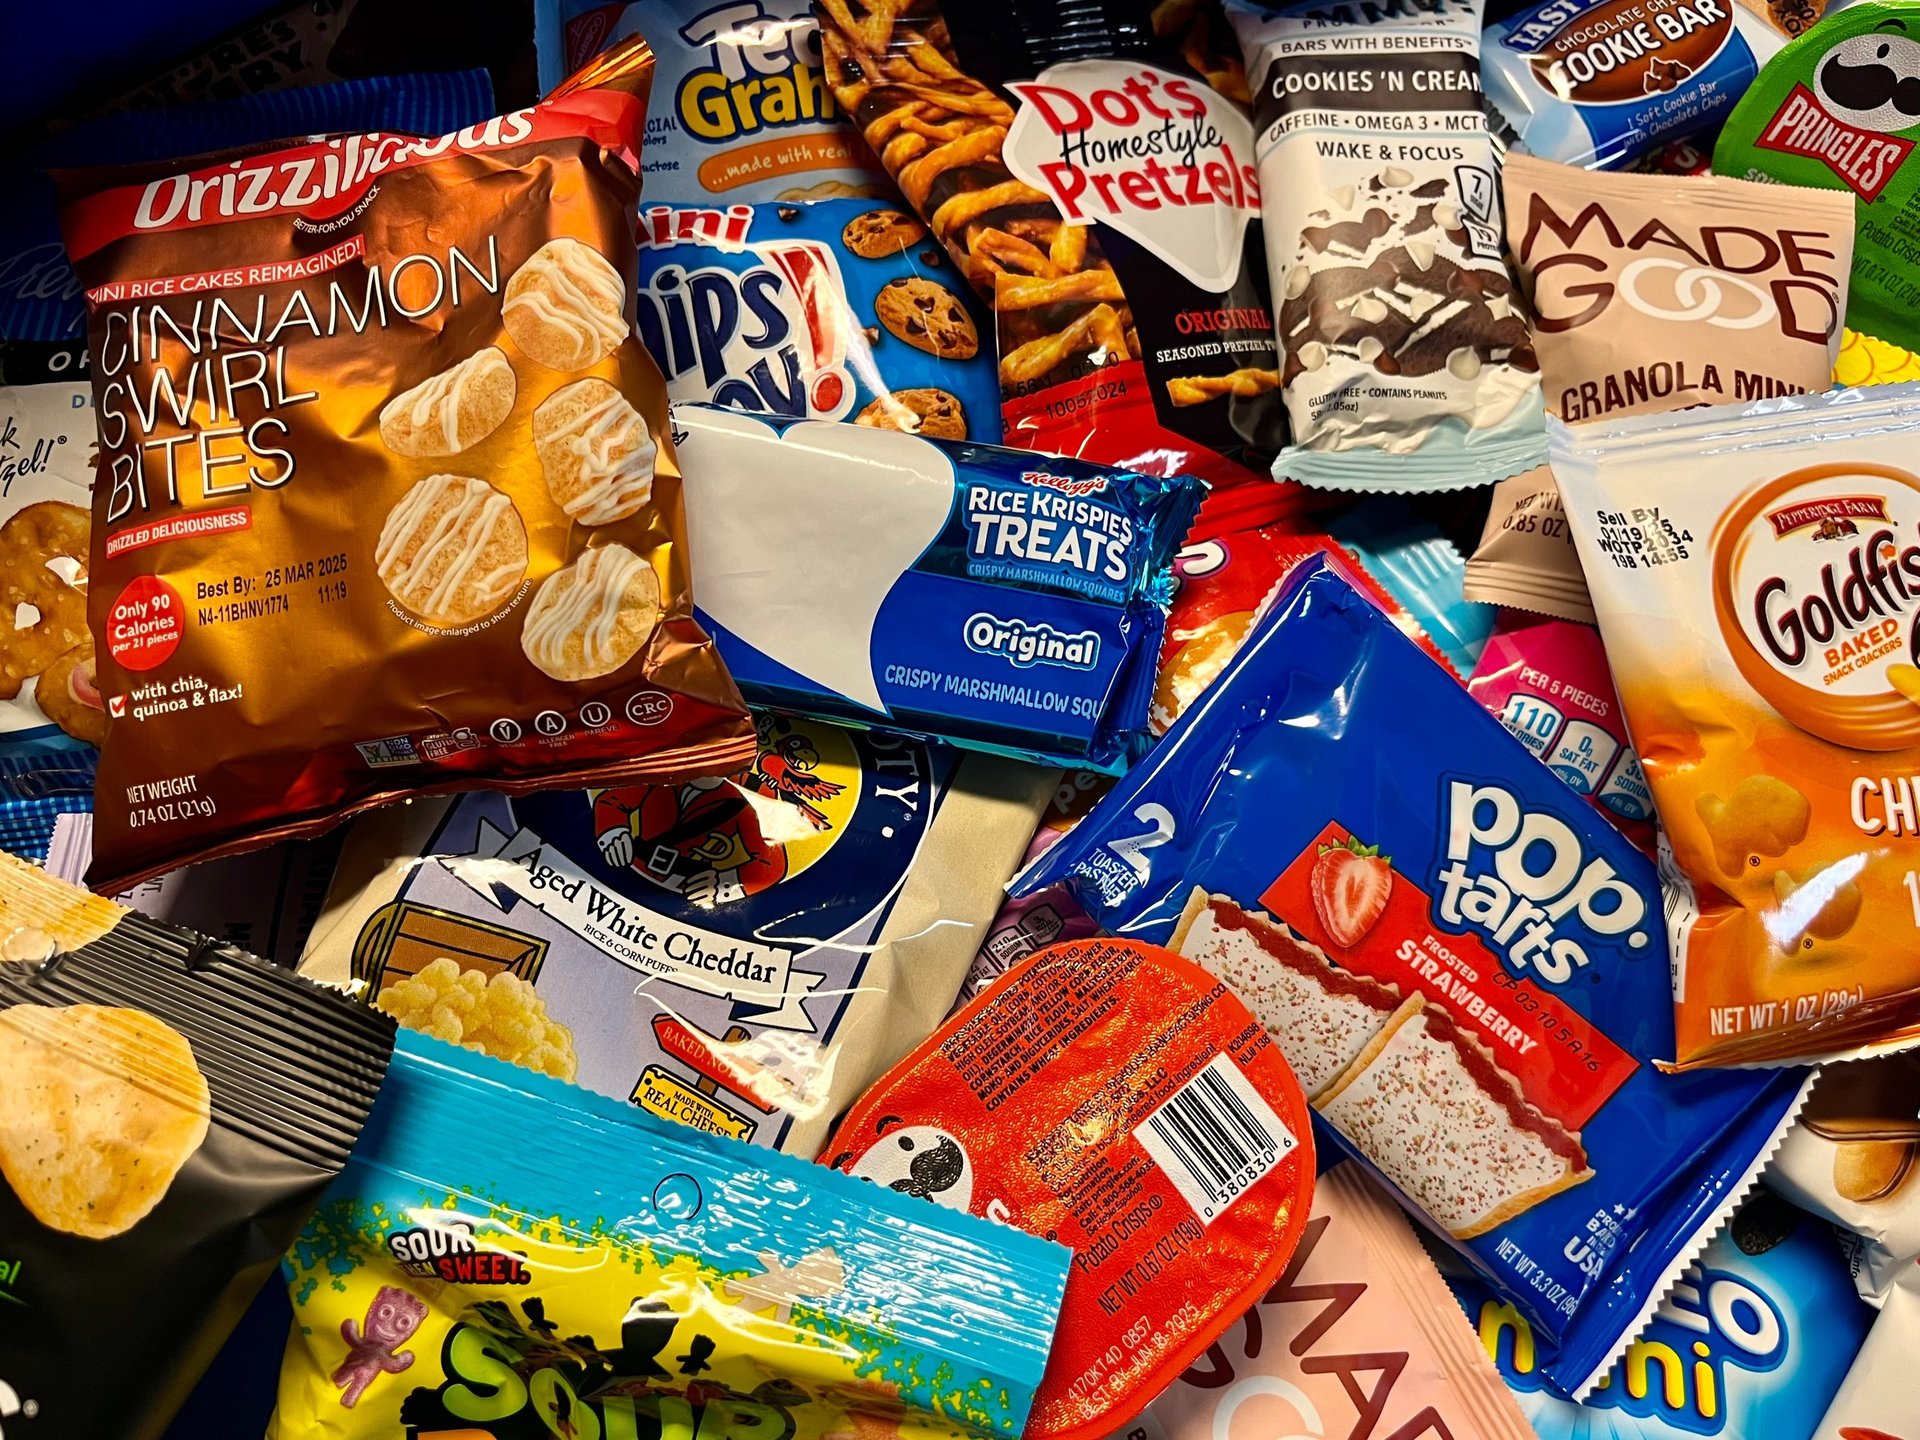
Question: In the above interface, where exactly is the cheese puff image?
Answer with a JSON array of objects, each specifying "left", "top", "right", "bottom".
[
  {"left": 1769, "top": 861, "right": 1864, "bottom": 951},
  {"left": 1695, "top": 775, "right": 1811, "bottom": 877}
]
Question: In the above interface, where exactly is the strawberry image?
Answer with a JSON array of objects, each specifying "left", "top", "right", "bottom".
[{"left": 1310, "top": 837, "right": 1392, "bottom": 947}]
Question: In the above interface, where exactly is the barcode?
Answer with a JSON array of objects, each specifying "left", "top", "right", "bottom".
[{"left": 1134, "top": 1053, "right": 1296, "bottom": 1224}]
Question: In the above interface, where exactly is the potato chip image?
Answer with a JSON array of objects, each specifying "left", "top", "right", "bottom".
[
  {"left": 1770, "top": 862, "right": 1865, "bottom": 950},
  {"left": 1695, "top": 775, "right": 1811, "bottom": 877},
  {"left": 0, "top": 1003, "right": 210, "bottom": 1238}
]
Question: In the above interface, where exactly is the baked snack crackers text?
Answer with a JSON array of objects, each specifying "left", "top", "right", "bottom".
[{"left": 55, "top": 38, "right": 753, "bottom": 892}]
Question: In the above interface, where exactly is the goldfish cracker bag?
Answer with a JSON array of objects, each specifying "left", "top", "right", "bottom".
[
  {"left": 1553, "top": 384, "right": 1920, "bottom": 1068},
  {"left": 55, "top": 38, "right": 755, "bottom": 893},
  {"left": 810, "top": 0, "right": 1296, "bottom": 496},
  {"left": 271, "top": 1028, "right": 1071, "bottom": 1440}
]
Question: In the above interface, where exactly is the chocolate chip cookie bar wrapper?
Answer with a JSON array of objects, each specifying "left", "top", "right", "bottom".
[
  {"left": 1483, "top": 0, "right": 1798, "bottom": 173},
  {"left": 675, "top": 405, "right": 1203, "bottom": 773},
  {"left": 0, "top": 851, "right": 394, "bottom": 1440},
  {"left": 269, "top": 1028, "right": 1070, "bottom": 1440},
  {"left": 57, "top": 36, "right": 756, "bottom": 895},
  {"left": 1225, "top": 0, "right": 1547, "bottom": 491},
  {"left": 1010, "top": 556, "right": 1810, "bottom": 1397}
]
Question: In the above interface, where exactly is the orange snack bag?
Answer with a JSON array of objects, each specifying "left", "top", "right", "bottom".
[
  {"left": 822, "top": 936, "right": 1315, "bottom": 1440},
  {"left": 1553, "top": 386, "right": 1920, "bottom": 1067}
]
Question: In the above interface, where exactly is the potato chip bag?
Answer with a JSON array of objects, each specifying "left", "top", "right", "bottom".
[
  {"left": 1552, "top": 384, "right": 1920, "bottom": 1067},
  {"left": 0, "top": 850, "right": 393, "bottom": 1440}
]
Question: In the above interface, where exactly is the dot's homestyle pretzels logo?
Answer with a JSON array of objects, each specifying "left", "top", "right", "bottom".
[
  {"left": 1712, "top": 463, "right": 1920, "bottom": 750},
  {"left": 1437, "top": 779, "right": 1651, "bottom": 984}
]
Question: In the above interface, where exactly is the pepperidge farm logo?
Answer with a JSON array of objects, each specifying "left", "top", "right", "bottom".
[
  {"left": 1003, "top": 59, "right": 1260, "bottom": 291},
  {"left": 1436, "top": 780, "right": 1652, "bottom": 984}
]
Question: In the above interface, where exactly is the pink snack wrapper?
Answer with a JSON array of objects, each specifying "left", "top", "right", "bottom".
[{"left": 1467, "top": 611, "right": 1656, "bottom": 854}]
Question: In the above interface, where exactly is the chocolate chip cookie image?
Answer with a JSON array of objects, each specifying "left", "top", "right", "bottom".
[
  {"left": 843, "top": 208, "right": 927, "bottom": 258},
  {"left": 375, "top": 474, "right": 529, "bottom": 626},
  {"left": 379, "top": 347, "right": 517, "bottom": 458},
  {"left": 521, "top": 543, "right": 661, "bottom": 682},
  {"left": 502, "top": 238, "right": 630, "bottom": 371},
  {"left": 855, "top": 387, "right": 967, "bottom": 440},
  {"left": 875, "top": 277, "right": 978, "bottom": 360},
  {"left": 533, "top": 378, "right": 657, "bottom": 526}
]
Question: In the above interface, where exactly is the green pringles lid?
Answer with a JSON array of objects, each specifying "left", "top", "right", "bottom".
[{"left": 1713, "top": 2, "right": 1920, "bottom": 351}]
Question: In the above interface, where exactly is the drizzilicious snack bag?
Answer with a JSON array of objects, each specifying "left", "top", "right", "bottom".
[{"left": 55, "top": 38, "right": 755, "bottom": 892}]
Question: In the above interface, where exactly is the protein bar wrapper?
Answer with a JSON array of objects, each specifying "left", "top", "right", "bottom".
[
  {"left": 0, "top": 850, "right": 395, "bottom": 1440},
  {"left": 1124, "top": 1161, "right": 1536, "bottom": 1440},
  {"left": 538, "top": 0, "right": 1002, "bottom": 443},
  {"left": 56, "top": 37, "right": 756, "bottom": 894},
  {"left": 1483, "top": 0, "right": 1803, "bottom": 172},
  {"left": 1714, "top": 3, "right": 1920, "bottom": 364},
  {"left": 271, "top": 1029, "right": 1071, "bottom": 1440},
  {"left": 1455, "top": 1189, "right": 1874, "bottom": 1440},
  {"left": 824, "top": 936, "right": 1317, "bottom": 1440},
  {"left": 1766, "top": 1055, "right": 1920, "bottom": 1302},
  {"left": 302, "top": 727, "right": 1051, "bottom": 1157},
  {"left": 1014, "top": 557, "right": 1810, "bottom": 1398},
  {"left": 1225, "top": 0, "right": 1547, "bottom": 491},
  {"left": 675, "top": 404, "right": 1202, "bottom": 772},
  {"left": 1814, "top": 1260, "right": 1920, "bottom": 1440},
  {"left": 812, "top": 0, "right": 1297, "bottom": 497},
  {"left": 1551, "top": 385, "right": 1920, "bottom": 1067}
]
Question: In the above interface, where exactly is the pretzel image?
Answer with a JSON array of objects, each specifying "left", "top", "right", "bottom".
[{"left": 1167, "top": 368, "right": 1283, "bottom": 406}]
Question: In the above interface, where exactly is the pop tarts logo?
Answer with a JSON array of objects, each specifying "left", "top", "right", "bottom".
[
  {"left": 965, "top": 613, "right": 1101, "bottom": 670},
  {"left": 1437, "top": 780, "right": 1652, "bottom": 985},
  {"left": 637, "top": 206, "right": 855, "bottom": 420},
  {"left": 1479, "top": 1260, "right": 1787, "bottom": 1434}
]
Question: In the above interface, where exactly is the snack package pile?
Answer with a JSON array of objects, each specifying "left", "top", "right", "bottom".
[{"left": 10, "top": 2, "right": 1920, "bottom": 1438}]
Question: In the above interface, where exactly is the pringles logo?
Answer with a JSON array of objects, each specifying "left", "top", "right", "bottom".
[
  {"left": 1436, "top": 779, "right": 1651, "bottom": 983},
  {"left": 1520, "top": 0, "right": 1734, "bottom": 106},
  {"left": 1002, "top": 59, "right": 1260, "bottom": 291},
  {"left": 1711, "top": 463, "right": 1920, "bottom": 750},
  {"left": 1754, "top": 24, "right": 1920, "bottom": 200}
]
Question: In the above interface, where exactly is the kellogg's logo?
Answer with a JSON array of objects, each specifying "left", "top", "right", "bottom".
[
  {"left": 1712, "top": 465, "right": 1920, "bottom": 750},
  {"left": 1021, "top": 470, "right": 1109, "bottom": 498},
  {"left": 1436, "top": 779, "right": 1651, "bottom": 984},
  {"left": 637, "top": 206, "right": 855, "bottom": 419},
  {"left": 1003, "top": 60, "right": 1260, "bottom": 292},
  {"left": 1520, "top": 0, "right": 1734, "bottom": 107}
]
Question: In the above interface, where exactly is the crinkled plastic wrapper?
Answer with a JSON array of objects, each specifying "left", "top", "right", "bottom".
[
  {"left": 56, "top": 37, "right": 754, "bottom": 894},
  {"left": 270, "top": 1029, "right": 1070, "bottom": 1440}
]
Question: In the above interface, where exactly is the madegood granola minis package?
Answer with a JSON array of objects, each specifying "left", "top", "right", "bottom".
[{"left": 56, "top": 37, "right": 755, "bottom": 893}]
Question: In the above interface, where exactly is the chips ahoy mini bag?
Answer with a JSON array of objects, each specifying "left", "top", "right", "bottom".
[{"left": 1015, "top": 557, "right": 1810, "bottom": 1398}]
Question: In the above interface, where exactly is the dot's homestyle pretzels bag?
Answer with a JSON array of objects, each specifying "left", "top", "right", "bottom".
[
  {"left": 1552, "top": 384, "right": 1920, "bottom": 1068},
  {"left": 0, "top": 850, "right": 394, "bottom": 1440},
  {"left": 1014, "top": 557, "right": 1810, "bottom": 1398},
  {"left": 811, "top": 0, "right": 1295, "bottom": 494},
  {"left": 55, "top": 37, "right": 755, "bottom": 894}
]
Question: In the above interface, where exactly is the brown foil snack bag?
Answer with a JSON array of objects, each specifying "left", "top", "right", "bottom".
[
  {"left": 56, "top": 37, "right": 755, "bottom": 893},
  {"left": 1466, "top": 156, "right": 1857, "bottom": 622}
]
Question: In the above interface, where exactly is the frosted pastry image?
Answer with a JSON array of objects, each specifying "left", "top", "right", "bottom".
[
  {"left": 533, "top": 377, "right": 656, "bottom": 524},
  {"left": 375, "top": 475, "right": 529, "bottom": 626},
  {"left": 521, "top": 543, "right": 661, "bottom": 681},
  {"left": 503, "top": 237, "right": 630, "bottom": 371},
  {"left": 378, "top": 347, "right": 517, "bottom": 457}
]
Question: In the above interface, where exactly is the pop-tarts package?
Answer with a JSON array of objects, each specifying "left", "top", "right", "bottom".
[
  {"left": 1014, "top": 557, "right": 1810, "bottom": 1397},
  {"left": 1454, "top": 1189, "right": 1873, "bottom": 1440},
  {"left": 301, "top": 721, "right": 1051, "bottom": 1159},
  {"left": 536, "top": 0, "right": 1000, "bottom": 442},
  {"left": 676, "top": 405, "right": 1203, "bottom": 772}
]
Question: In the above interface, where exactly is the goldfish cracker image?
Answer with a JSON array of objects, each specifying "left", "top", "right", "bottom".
[
  {"left": 271, "top": 1028, "right": 1071, "bottom": 1440},
  {"left": 823, "top": 937, "right": 1316, "bottom": 1440},
  {"left": 1553, "top": 384, "right": 1920, "bottom": 1067}
]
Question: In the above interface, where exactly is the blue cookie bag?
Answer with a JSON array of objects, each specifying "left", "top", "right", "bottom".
[{"left": 1015, "top": 557, "right": 1809, "bottom": 1397}]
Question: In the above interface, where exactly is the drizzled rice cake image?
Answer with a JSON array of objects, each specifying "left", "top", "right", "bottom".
[
  {"left": 1174, "top": 889, "right": 1592, "bottom": 1237},
  {"left": 521, "top": 543, "right": 661, "bottom": 682},
  {"left": 1171, "top": 888, "right": 1402, "bottom": 1098},
  {"left": 533, "top": 378, "right": 657, "bottom": 525},
  {"left": 379, "top": 347, "right": 517, "bottom": 458},
  {"left": 375, "top": 475, "right": 528, "bottom": 626},
  {"left": 503, "top": 237, "right": 630, "bottom": 372}
]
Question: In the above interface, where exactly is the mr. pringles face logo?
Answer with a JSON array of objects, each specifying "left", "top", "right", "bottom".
[
  {"left": 1754, "top": 19, "right": 1920, "bottom": 200},
  {"left": 1712, "top": 463, "right": 1920, "bottom": 750}
]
